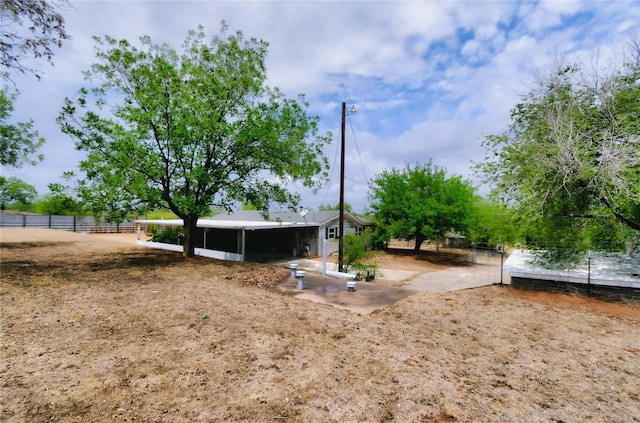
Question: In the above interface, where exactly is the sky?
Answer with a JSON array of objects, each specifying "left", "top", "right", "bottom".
[{"left": 3, "top": 0, "right": 639, "bottom": 213}]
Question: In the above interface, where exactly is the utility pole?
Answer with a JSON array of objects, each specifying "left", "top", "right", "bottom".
[{"left": 338, "top": 102, "right": 346, "bottom": 273}]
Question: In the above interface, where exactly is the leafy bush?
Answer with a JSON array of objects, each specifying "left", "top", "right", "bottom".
[
  {"left": 343, "top": 228, "right": 380, "bottom": 279},
  {"left": 352, "top": 262, "right": 379, "bottom": 281},
  {"left": 149, "top": 226, "right": 184, "bottom": 245}
]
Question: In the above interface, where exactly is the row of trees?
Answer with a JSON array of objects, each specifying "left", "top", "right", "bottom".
[
  {"left": 366, "top": 43, "right": 640, "bottom": 257},
  {"left": 0, "top": 176, "right": 85, "bottom": 215},
  {"left": 3, "top": 152, "right": 630, "bottom": 259},
  {"left": 2, "top": 1, "right": 637, "bottom": 261},
  {"left": 0, "top": 2, "right": 498, "bottom": 258}
]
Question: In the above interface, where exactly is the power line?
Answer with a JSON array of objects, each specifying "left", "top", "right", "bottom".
[
  {"left": 348, "top": 111, "right": 369, "bottom": 186},
  {"left": 320, "top": 128, "right": 341, "bottom": 207},
  {"left": 319, "top": 106, "right": 370, "bottom": 211}
]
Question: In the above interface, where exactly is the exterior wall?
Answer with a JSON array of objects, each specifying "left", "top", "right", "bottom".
[
  {"left": 315, "top": 218, "right": 369, "bottom": 257},
  {"left": 314, "top": 227, "right": 339, "bottom": 255},
  {"left": 291, "top": 227, "right": 319, "bottom": 257},
  {"left": 325, "top": 238, "right": 340, "bottom": 255},
  {"left": 320, "top": 217, "right": 361, "bottom": 239},
  {"left": 136, "top": 240, "right": 243, "bottom": 261},
  {"left": 135, "top": 213, "right": 373, "bottom": 261}
]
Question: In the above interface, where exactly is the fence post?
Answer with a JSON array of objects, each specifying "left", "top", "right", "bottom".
[
  {"left": 500, "top": 250, "right": 504, "bottom": 285},
  {"left": 587, "top": 251, "right": 591, "bottom": 296}
]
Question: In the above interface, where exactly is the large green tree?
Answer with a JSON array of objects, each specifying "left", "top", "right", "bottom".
[
  {"left": 476, "top": 45, "right": 640, "bottom": 254},
  {"left": 0, "top": 175, "right": 37, "bottom": 210},
  {"left": 58, "top": 25, "right": 331, "bottom": 257},
  {"left": 369, "top": 162, "right": 477, "bottom": 251}
]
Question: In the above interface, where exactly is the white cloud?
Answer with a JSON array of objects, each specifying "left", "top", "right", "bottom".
[
  {"left": 460, "top": 39, "right": 482, "bottom": 58},
  {"left": 2, "top": 0, "right": 636, "bottom": 213}
]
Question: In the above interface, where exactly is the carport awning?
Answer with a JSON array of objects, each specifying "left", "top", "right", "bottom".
[{"left": 134, "top": 219, "right": 319, "bottom": 231}]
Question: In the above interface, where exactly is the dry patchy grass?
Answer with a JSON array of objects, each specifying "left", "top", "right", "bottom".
[{"left": 1, "top": 229, "right": 639, "bottom": 422}]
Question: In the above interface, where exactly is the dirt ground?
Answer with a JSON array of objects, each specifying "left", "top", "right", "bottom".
[{"left": 1, "top": 229, "right": 639, "bottom": 422}]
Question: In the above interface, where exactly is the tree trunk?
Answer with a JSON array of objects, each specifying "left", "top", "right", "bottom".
[
  {"left": 414, "top": 234, "right": 425, "bottom": 252},
  {"left": 183, "top": 215, "right": 198, "bottom": 258}
]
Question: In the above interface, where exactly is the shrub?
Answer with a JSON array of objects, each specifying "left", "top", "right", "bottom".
[
  {"left": 149, "top": 226, "right": 184, "bottom": 245},
  {"left": 343, "top": 228, "right": 380, "bottom": 279}
]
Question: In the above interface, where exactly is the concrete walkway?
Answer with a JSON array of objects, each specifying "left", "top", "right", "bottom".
[
  {"left": 405, "top": 266, "right": 507, "bottom": 293},
  {"left": 270, "top": 256, "right": 508, "bottom": 314},
  {"left": 275, "top": 258, "right": 507, "bottom": 293}
]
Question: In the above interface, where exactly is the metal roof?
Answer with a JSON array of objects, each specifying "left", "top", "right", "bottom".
[
  {"left": 135, "top": 210, "right": 374, "bottom": 231},
  {"left": 134, "top": 218, "right": 318, "bottom": 230},
  {"left": 208, "top": 210, "right": 374, "bottom": 226}
]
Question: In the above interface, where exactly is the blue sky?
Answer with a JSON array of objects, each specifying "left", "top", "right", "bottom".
[{"left": 4, "top": 0, "right": 639, "bottom": 213}]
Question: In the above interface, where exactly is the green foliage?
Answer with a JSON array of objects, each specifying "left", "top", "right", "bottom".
[
  {"left": 343, "top": 228, "right": 372, "bottom": 268},
  {"left": 34, "top": 181, "right": 81, "bottom": 216},
  {"left": 582, "top": 218, "right": 631, "bottom": 253},
  {"left": 58, "top": 24, "right": 331, "bottom": 257},
  {"left": 0, "top": 83, "right": 44, "bottom": 168},
  {"left": 530, "top": 248, "right": 585, "bottom": 270},
  {"left": 145, "top": 209, "right": 179, "bottom": 220},
  {"left": 149, "top": 225, "right": 184, "bottom": 245},
  {"left": 319, "top": 202, "right": 352, "bottom": 212},
  {"left": 369, "top": 162, "right": 477, "bottom": 251},
  {"left": 467, "top": 199, "right": 512, "bottom": 245},
  {"left": 242, "top": 203, "right": 258, "bottom": 211},
  {"left": 76, "top": 178, "right": 143, "bottom": 225},
  {"left": 0, "top": 176, "right": 37, "bottom": 210},
  {"left": 476, "top": 42, "right": 640, "bottom": 261},
  {"left": 0, "top": 0, "right": 70, "bottom": 78},
  {"left": 343, "top": 229, "right": 379, "bottom": 280}
]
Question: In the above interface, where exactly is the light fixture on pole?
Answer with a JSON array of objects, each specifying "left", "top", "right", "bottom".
[{"left": 338, "top": 102, "right": 356, "bottom": 273}]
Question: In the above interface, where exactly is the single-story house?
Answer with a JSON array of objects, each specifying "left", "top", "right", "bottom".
[{"left": 134, "top": 210, "right": 374, "bottom": 262}]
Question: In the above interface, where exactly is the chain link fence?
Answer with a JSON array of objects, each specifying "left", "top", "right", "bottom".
[{"left": 387, "top": 240, "right": 508, "bottom": 285}]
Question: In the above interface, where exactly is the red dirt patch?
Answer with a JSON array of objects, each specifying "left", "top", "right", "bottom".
[{"left": 510, "top": 288, "right": 640, "bottom": 320}]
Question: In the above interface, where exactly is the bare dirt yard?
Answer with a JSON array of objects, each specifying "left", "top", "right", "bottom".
[{"left": 1, "top": 228, "right": 639, "bottom": 422}]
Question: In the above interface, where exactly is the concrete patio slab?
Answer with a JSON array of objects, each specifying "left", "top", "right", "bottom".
[
  {"left": 405, "top": 267, "right": 507, "bottom": 293},
  {"left": 277, "top": 272, "right": 416, "bottom": 315}
]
